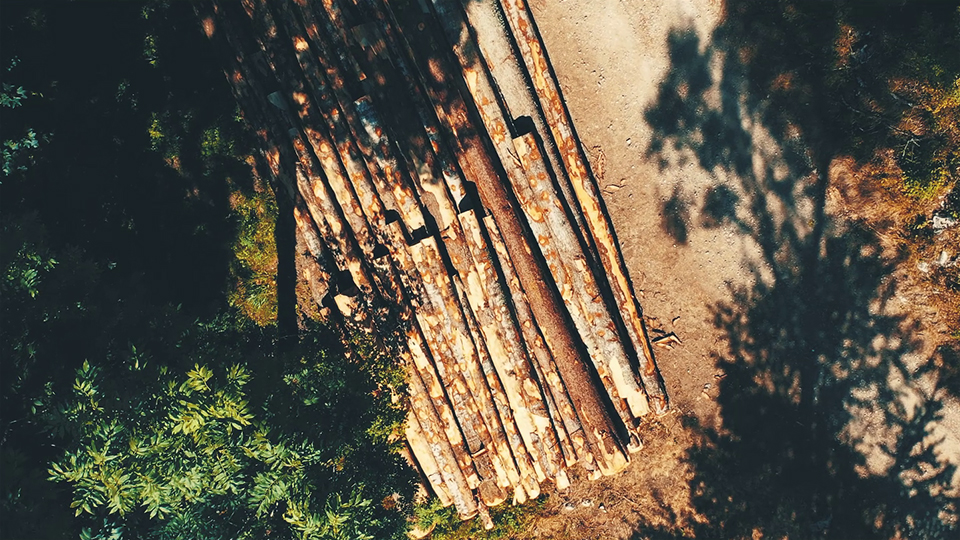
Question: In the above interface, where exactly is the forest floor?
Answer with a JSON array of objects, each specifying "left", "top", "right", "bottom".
[{"left": 510, "top": 0, "right": 960, "bottom": 538}]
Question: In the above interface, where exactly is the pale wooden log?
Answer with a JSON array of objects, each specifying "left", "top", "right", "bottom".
[
  {"left": 292, "top": 199, "right": 333, "bottom": 307},
  {"left": 289, "top": 139, "right": 377, "bottom": 296},
  {"left": 308, "top": 0, "right": 428, "bottom": 236},
  {"left": 384, "top": 218, "right": 504, "bottom": 501},
  {"left": 283, "top": 0, "right": 408, "bottom": 253},
  {"left": 290, "top": 0, "right": 432, "bottom": 319},
  {"left": 457, "top": 211, "right": 567, "bottom": 481},
  {"left": 498, "top": 0, "right": 667, "bottom": 414},
  {"left": 405, "top": 339, "right": 479, "bottom": 516},
  {"left": 405, "top": 378, "right": 452, "bottom": 507},
  {"left": 421, "top": 0, "right": 629, "bottom": 476},
  {"left": 342, "top": 1, "right": 564, "bottom": 491},
  {"left": 512, "top": 133, "right": 650, "bottom": 439},
  {"left": 453, "top": 248, "right": 545, "bottom": 502},
  {"left": 452, "top": 263, "right": 535, "bottom": 489},
  {"left": 461, "top": 210, "right": 580, "bottom": 469},
  {"left": 202, "top": 2, "right": 376, "bottom": 306},
  {"left": 453, "top": 0, "right": 587, "bottom": 243},
  {"left": 408, "top": 238, "right": 511, "bottom": 505},
  {"left": 245, "top": 0, "right": 406, "bottom": 304},
  {"left": 454, "top": 273, "right": 540, "bottom": 503},
  {"left": 483, "top": 214, "right": 592, "bottom": 472},
  {"left": 403, "top": 423, "right": 452, "bottom": 509},
  {"left": 239, "top": 0, "right": 380, "bottom": 292}
]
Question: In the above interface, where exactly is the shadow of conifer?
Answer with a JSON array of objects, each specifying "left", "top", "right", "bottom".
[{"left": 632, "top": 2, "right": 960, "bottom": 537}]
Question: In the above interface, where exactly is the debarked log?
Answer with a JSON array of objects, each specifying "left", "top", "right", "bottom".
[
  {"left": 511, "top": 132, "right": 650, "bottom": 443},
  {"left": 404, "top": 335, "right": 479, "bottom": 516},
  {"left": 483, "top": 214, "right": 586, "bottom": 479},
  {"left": 457, "top": 210, "right": 568, "bottom": 483},
  {"left": 408, "top": 237, "right": 512, "bottom": 505},
  {"left": 425, "top": 0, "right": 629, "bottom": 477},
  {"left": 498, "top": 0, "right": 667, "bottom": 414}
]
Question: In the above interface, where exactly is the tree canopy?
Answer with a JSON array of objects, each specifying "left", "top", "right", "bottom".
[{"left": 0, "top": 3, "right": 415, "bottom": 539}]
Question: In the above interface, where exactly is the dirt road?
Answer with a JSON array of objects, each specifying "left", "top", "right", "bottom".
[
  {"left": 535, "top": 0, "right": 740, "bottom": 437},
  {"left": 520, "top": 0, "right": 960, "bottom": 537}
]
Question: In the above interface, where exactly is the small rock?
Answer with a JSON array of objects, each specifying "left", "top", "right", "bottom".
[
  {"left": 703, "top": 383, "right": 712, "bottom": 390},
  {"left": 626, "top": 138, "right": 632, "bottom": 146},
  {"left": 599, "top": 503, "right": 607, "bottom": 513},
  {"left": 937, "top": 250, "right": 952, "bottom": 266},
  {"left": 580, "top": 499, "right": 594, "bottom": 507},
  {"left": 562, "top": 502, "right": 576, "bottom": 511},
  {"left": 932, "top": 214, "right": 958, "bottom": 233},
  {"left": 918, "top": 261, "right": 931, "bottom": 273}
]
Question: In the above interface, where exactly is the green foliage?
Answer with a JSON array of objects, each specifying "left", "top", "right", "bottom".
[
  {"left": 896, "top": 76, "right": 960, "bottom": 200},
  {"left": 200, "top": 126, "right": 237, "bottom": 160},
  {"left": 228, "top": 187, "right": 279, "bottom": 326},
  {"left": 46, "top": 322, "right": 415, "bottom": 540},
  {"left": 1, "top": 60, "right": 44, "bottom": 177},
  {"left": 0, "top": 6, "right": 414, "bottom": 539},
  {"left": 1, "top": 82, "right": 28, "bottom": 108},
  {"left": 2, "top": 216, "right": 57, "bottom": 300},
  {"left": 887, "top": 18, "right": 960, "bottom": 200},
  {"left": 412, "top": 497, "right": 545, "bottom": 540},
  {"left": 146, "top": 112, "right": 177, "bottom": 159}
]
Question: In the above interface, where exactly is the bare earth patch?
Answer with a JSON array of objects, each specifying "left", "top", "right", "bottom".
[{"left": 515, "top": 0, "right": 960, "bottom": 537}]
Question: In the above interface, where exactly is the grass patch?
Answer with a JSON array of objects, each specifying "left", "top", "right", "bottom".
[
  {"left": 413, "top": 496, "right": 546, "bottom": 540},
  {"left": 227, "top": 186, "right": 278, "bottom": 326}
]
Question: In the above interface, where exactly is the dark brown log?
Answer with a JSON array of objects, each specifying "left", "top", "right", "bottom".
[
  {"left": 498, "top": 0, "right": 667, "bottom": 414},
  {"left": 512, "top": 133, "right": 650, "bottom": 440},
  {"left": 483, "top": 214, "right": 585, "bottom": 482},
  {"left": 418, "top": 0, "right": 629, "bottom": 475}
]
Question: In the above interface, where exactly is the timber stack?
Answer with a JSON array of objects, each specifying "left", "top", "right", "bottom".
[{"left": 197, "top": 0, "right": 668, "bottom": 526}]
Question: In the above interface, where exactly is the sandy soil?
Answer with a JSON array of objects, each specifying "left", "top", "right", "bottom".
[
  {"left": 514, "top": 0, "right": 960, "bottom": 538},
  {"left": 532, "top": 0, "right": 739, "bottom": 423}
]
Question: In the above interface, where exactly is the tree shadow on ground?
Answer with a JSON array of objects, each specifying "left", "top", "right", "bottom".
[
  {"left": 661, "top": 185, "right": 691, "bottom": 245},
  {"left": 634, "top": 2, "right": 959, "bottom": 538}
]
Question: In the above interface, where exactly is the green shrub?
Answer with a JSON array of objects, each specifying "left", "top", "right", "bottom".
[{"left": 413, "top": 496, "right": 546, "bottom": 540}]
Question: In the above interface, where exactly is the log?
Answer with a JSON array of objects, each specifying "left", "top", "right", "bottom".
[
  {"left": 457, "top": 210, "right": 566, "bottom": 482},
  {"left": 482, "top": 215, "right": 587, "bottom": 468},
  {"left": 250, "top": 0, "right": 407, "bottom": 304},
  {"left": 201, "top": 2, "right": 376, "bottom": 308},
  {"left": 291, "top": 1, "right": 431, "bottom": 315},
  {"left": 404, "top": 337, "right": 479, "bottom": 516},
  {"left": 344, "top": 9, "right": 569, "bottom": 494},
  {"left": 408, "top": 237, "right": 511, "bottom": 505},
  {"left": 310, "top": 0, "right": 429, "bottom": 237},
  {"left": 454, "top": 273, "right": 540, "bottom": 503},
  {"left": 286, "top": 0, "right": 405, "bottom": 235},
  {"left": 404, "top": 410, "right": 452, "bottom": 507},
  {"left": 292, "top": 198, "right": 333, "bottom": 307},
  {"left": 421, "top": 0, "right": 629, "bottom": 475},
  {"left": 512, "top": 133, "right": 650, "bottom": 435},
  {"left": 466, "top": 212, "right": 584, "bottom": 471},
  {"left": 453, "top": 0, "right": 589, "bottom": 242},
  {"left": 498, "top": 0, "right": 668, "bottom": 413},
  {"left": 272, "top": 0, "right": 420, "bottom": 309},
  {"left": 239, "top": 0, "right": 391, "bottom": 298}
]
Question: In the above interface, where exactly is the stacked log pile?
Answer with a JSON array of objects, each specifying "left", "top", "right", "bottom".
[{"left": 197, "top": 0, "right": 668, "bottom": 524}]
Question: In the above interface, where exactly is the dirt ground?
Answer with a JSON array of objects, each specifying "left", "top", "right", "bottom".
[
  {"left": 512, "top": 0, "right": 960, "bottom": 538},
  {"left": 531, "top": 0, "right": 734, "bottom": 427}
]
